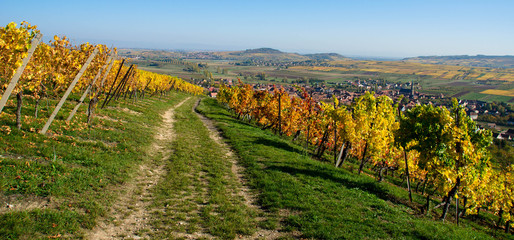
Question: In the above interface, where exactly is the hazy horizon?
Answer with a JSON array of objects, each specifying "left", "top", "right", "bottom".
[
  {"left": 115, "top": 45, "right": 514, "bottom": 59},
  {"left": 2, "top": 0, "right": 514, "bottom": 58}
]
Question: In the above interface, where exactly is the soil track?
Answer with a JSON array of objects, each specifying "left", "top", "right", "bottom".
[
  {"left": 88, "top": 97, "right": 190, "bottom": 239},
  {"left": 194, "top": 99, "right": 297, "bottom": 239},
  {"left": 88, "top": 97, "right": 296, "bottom": 239}
]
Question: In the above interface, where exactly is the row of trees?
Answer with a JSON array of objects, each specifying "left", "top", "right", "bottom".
[
  {"left": 0, "top": 21, "right": 203, "bottom": 132},
  {"left": 217, "top": 82, "right": 512, "bottom": 230}
]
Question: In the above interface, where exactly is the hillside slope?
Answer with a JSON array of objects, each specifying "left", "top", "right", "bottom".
[{"left": 197, "top": 98, "right": 513, "bottom": 240}]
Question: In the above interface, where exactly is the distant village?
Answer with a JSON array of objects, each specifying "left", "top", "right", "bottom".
[{"left": 206, "top": 79, "right": 514, "bottom": 142}]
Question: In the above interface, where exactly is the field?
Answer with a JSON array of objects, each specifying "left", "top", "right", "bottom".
[
  {"left": 126, "top": 50, "right": 514, "bottom": 103},
  {"left": 295, "top": 60, "right": 514, "bottom": 82},
  {"left": 481, "top": 89, "right": 514, "bottom": 97},
  {"left": 405, "top": 55, "right": 514, "bottom": 69}
]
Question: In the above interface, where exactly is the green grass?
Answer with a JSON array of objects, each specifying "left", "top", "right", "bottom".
[
  {"left": 0, "top": 91, "right": 190, "bottom": 239},
  {"left": 461, "top": 92, "right": 514, "bottom": 102},
  {"left": 149, "top": 97, "right": 258, "bottom": 239},
  {"left": 1, "top": 87, "right": 511, "bottom": 239},
  {"left": 197, "top": 98, "right": 512, "bottom": 240}
]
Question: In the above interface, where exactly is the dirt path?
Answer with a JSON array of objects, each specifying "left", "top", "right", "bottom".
[
  {"left": 193, "top": 99, "right": 259, "bottom": 210},
  {"left": 194, "top": 99, "right": 295, "bottom": 239},
  {"left": 88, "top": 97, "right": 295, "bottom": 239},
  {"left": 88, "top": 97, "right": 190, "bottom": 240}
]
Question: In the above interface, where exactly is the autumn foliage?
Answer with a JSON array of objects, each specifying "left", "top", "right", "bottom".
[
  {"left": 218, "top": 82, "right": 513, "bottom": 228},
  {"left": 0, "top": 21, "right": 203, "bottom": 133},
  {"left": 0, "top": 21, "right": 203, "bottom": 102}
]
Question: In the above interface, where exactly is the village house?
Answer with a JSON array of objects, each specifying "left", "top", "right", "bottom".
[
  {"left": 469, "top": 111, "right": 479, "bottom": 120},
  {"left": 495, "top": 130, "right": 512, "bottom": 140},
  {"left": 505, "top": 129, "right": 514, "bottom": 139}
]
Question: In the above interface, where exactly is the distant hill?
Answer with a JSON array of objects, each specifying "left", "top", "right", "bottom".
[
  {"left": 219, "top": 48, "right": 351, "bottom": 62},
  {"left": 404, "top": 55, "right": 514, "bottom": 68},
  {"left": 222, "top": 48, "right": 310, "bottom": 62},
  {"left": 303, "top": 53, "right": 350, "bottom": 61},
  {"left": 119, "top": 48, "right": 352, "bottom": 63},
  {"left": 242, "top": 48, "right": 283, "bottom": 54}
]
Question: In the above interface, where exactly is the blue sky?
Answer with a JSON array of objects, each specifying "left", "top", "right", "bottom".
[{"left": 1, "top": 0, "right": 513, "bottom": 58}]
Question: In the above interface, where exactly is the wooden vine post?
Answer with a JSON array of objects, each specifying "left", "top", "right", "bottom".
[
  {"left": 104, "top": 64, "right": 133, "bottom": 106},
  {"left": 66, "top": 56, "right": 110, "bottom": 121},
  {"left": 122, "top": 70, "right": 136, "bottom": 100},
  {"left": 141, "top": 78, "right": 153, "bottom": 99},
  {"left": 87, "top": 54, "right": 114, "bottom": 124},
  {"left": 40, "top": 47, "right": 99, "bottom": 134},
  {"left": 16, "top": 92, "right": 22, "bottom": 129},
  {"left": 0, "top": 33, "right": 43, "bottom": 114},
  {"left": 306, "top": 101, "right": 312, "bottom": 152},
  {"left": 456, "top": 191, "right": 459, "bottom": 225},
  {"left": 404, "top": 149, "right": 413, "bottom": 202},
  {"left": 333, "top": 100, "right": 338, "bottom": 164},
  {"left": 396, "top": 100, "right": 413, "bottom": 202},
  {"left": 101, "top": 58, "right": 125, "bottom": 108},
  {"left": 98, "top": 55, "right": 115, "bottom": 89},
  {"left": 335, "top": 142, "right": 346, "bottom": 167},
  {"left": 115, "top": 66, "right": 134, "bottom": 100},
  {"left": 278, "top": 92, "right": 282, "bottom": 136}
]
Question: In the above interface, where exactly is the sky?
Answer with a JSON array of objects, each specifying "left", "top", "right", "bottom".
[{"left": 1, "top": 0, "right": 514, "bottom": 58}]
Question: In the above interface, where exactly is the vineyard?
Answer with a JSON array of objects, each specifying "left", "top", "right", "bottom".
[
  {"left": 1, "top": 20, "right": 513, "bottom": 239},
  {"left": 0, "top": 22, "right": 205, "bottom": 238},
  {"left": 0, "top": 21, "right": 202, "bottom": 135},
  {"left": 217, "top": 82, "right": 514, "bottom": 233}
]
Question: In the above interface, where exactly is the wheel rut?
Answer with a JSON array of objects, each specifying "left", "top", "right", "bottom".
[
  {"left": 88, "top": 97, "right": 190, "bottom": 239},
  {"left": 89, "top": 97, "right": 297, "bottom": 239},
  {"left": 194, "top": 99, "right": 297, "bottom": 239}
]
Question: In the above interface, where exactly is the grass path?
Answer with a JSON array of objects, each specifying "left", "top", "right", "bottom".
[
  {"left": 193, "top": 99, "right": 296, "bottom": 239},
  {"left": 0, "top": 92, "right": 192, "bottom": 239},
  {"left": 89, "top": 97, "right": 191, "bottom": 239},
  {"left": 88, "top": 96, "right": 293, "bottom": 239},
  {"left": 147, "top": 97, "right": 287, "bottom": 239}
]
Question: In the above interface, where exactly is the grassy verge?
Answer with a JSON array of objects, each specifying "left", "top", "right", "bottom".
[
  {"left": 149, "top": 97, "right": 257, "bottom": 239},
  {"left": 197, "top": 97, "right": 511, "bottom": 240},
  {"left": 0, "top": 91, "right": 189, "bottom": 239}
]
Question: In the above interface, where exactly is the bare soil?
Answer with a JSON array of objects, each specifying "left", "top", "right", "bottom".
[
  {"left": 86, "top": 97, "right": 299, "bottom": 239},
  {"left": 194, "top": 99, "right": 299, "bottom": 239},
  {"left": 88, "top": 97, "right": 190, "bottom": 239},
  {"left": 0, "top": 194, "right": 53, "bottom": 214}
]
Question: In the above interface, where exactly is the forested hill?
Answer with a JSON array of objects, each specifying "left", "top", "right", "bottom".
[
  {"left": 223, "top": 48, "right": 309, "bottom": 61},
  {"left": 119, "top": 48, "right": 351, "bottom": 62},
  {"left": 303, "top": 52, "right": 350, "bottom": 61},
  {"left": 242, "top": 47, "right": 283, "bottom": 54},
  {"left": 404, "top": 55, "right": 514, "bottom": 68}
]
